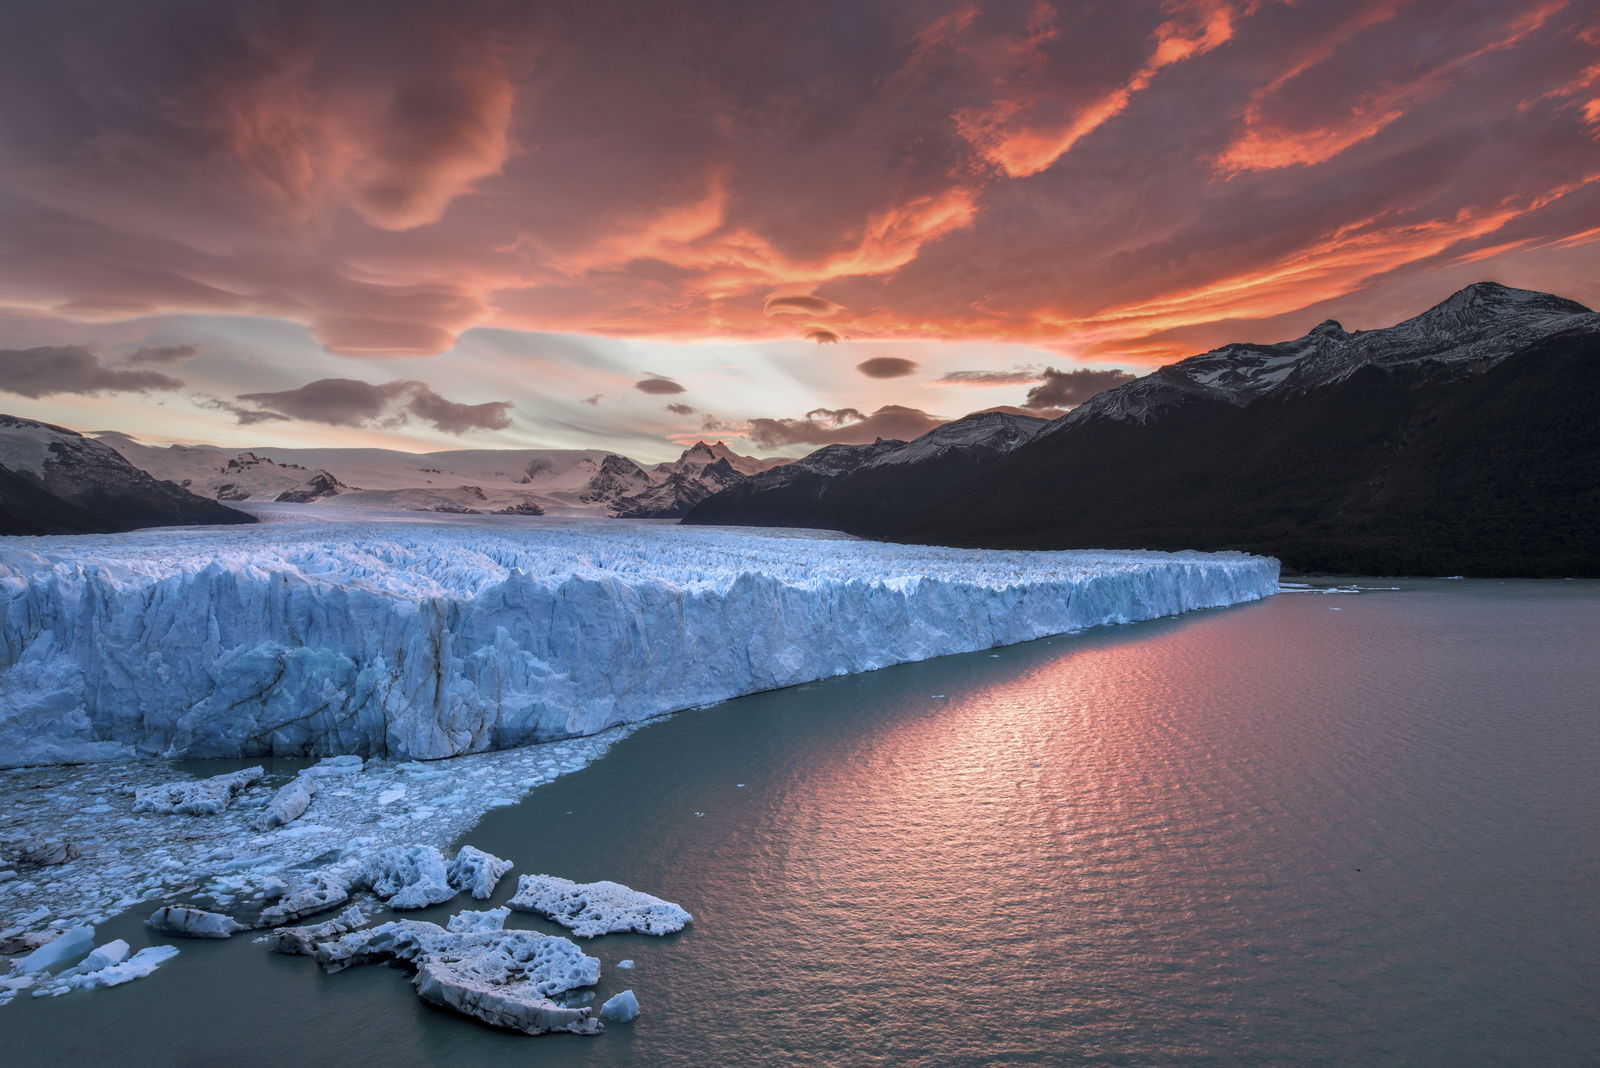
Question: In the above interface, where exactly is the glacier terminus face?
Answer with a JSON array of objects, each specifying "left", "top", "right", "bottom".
[{"left": 0, "top": 513, "right": 1279, "bottom": 766}]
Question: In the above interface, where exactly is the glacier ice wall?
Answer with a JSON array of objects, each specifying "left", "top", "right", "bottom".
[{"left": 0, "top": 516, "right": 1277, "bottom": 765}]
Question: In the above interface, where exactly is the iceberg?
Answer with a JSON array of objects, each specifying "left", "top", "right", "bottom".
[
  {"left": 354, "top": 845, "right": 456, "bottom": 910},
  {"left": 15, "top": 924, "right": 95, "bottom": 972},
  {"left": 600, "top": 989, "right": 640, "bottom": 1023},
  {"left": 0, "top": 517, "right": 1278, "bottom": 765},
  {"left": 147, "top": 904, "right": 244, "bottom": 939},
  {"left": 309, "top": 919, "right": 603, "bottom": 1036},
  {"left": 509, "top": 874, "right": 692, "bottom": 937},
  {"left": 447, "top": 846, "right": 514, "bottom": 900}
]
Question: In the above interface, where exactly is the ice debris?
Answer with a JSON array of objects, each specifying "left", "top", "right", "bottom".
[
  {"left": 12, "top": 838, "right": 82, "bottom": 867},
  {"left": 600, "top": 989, "right": 640, "bottom": 1023},
  {"left": 509, "top": 875, "right": 692, "bottom": 937},
  {"left": 302, "top": 755, "right": 363, "bottom": 778},
  {"left": 133, "top": 767, "right": 264, "bottom": 816},
  {"left": 0, "top": 728, "right": 630, "bottom": 945},
  {"left": 309, "top": 919, "right": 603, "bottom": 1036},
  {"left": 251, "top": 774, "right": 318, "bottom": 831},
  {"left": 147, "top": 904, "right": 245, "bottom": 939}
]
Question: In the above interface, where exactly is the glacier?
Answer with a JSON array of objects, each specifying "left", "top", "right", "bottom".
[{"left": 0, "top": 514, "right": 1277, "bottom": 766}]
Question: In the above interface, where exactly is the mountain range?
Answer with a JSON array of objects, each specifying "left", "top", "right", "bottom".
[
  {"left": 95, "top": 435, "right": 783, "bottom": 520},
  {"left": 686, "top": 282, "right": 1600, "bottom": 577},
  {"left": 0, "top": 419, "right": 788, "bottom": 535}
]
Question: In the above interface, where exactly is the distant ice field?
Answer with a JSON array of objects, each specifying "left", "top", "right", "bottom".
[{"left": 0, "top": 511, "right": 1278, "bottom": 766}]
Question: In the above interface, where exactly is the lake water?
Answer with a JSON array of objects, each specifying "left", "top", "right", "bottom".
[{"left": 7, "top": 579, "right": 1597, "bottom": 1066}]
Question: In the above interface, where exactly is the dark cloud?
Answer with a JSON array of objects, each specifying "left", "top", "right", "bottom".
[
  {"left": 0, "top": 345, "right": 184, "bottom": 398},
  {"left": 937, "top": 368, "right": 1041, "bottom": 386},
  {"left": 665, "top": 402, "right": 696, "bottom": 415},
  {"left": 634, "top": 375, "right": 686, "bottom": 395},
  {"left": 405, "top": 386, "right": 513, "bottom": 434},
  {"left": 237, "top": 379, "right": 414, "bottom": 426},
  {"left": 194, "top": 394, "right": 292, "bottom": 425},
  {"left": 127, "top": 344, "right": 199, "bottom": 364},
  {"left": 744, "top": 404, "right": 945, "bottom": 448},
  {"left": 232, "top": 378, "right": 513, "bottom": 433},
  {"left": 1023, "top": 367, "right": 1137, "bottom": 409},
  {"left": 856, "top": 356, "right": 918, "bottom": 379},
  {"left": 581, "top": 393, "right": 602, "bottom": 405},
  {"left": 765, "top": 294, "right": 843, "bottom": 317},
  {"left": 805, "top": 329, "right": 843, "bottom": 345}
]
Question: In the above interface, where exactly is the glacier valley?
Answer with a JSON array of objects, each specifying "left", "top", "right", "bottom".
[{"left": 0, "top": 511, "right": 1278, "bottom": 767}]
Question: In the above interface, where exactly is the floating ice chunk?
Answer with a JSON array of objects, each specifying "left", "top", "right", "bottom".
[
  {"left": 356, "top": 845, "right": 455, "bottom": 910},
  {"left": 600, "top": 989, "right": 640, "bottom": 1023},
  {"left": 376, "top": 788, "right": 406, "bottom": 805},
  {"left": 251, "top": 774, "right": 318, "bottom": 831},
  {"left": 37, "top": 945, "right": 180, "bottom": 995},
  {"left": 303, "top": 755, "right": 363, "bottom": 779},
  {"left": 133, "top": 767, "right": 264, "bottom": 816},
  {"left": 147, "top": 905, "right": 244, "bottom": 939},
  {"left": 448, "top": 907, "right": 510, "bottom": 933},
  {"left": 75, "top": 945, "right": 179, "bottom": 988},
  {"left": 266, "top": 905, "right": 369, "bottom": 955},
  {"left": 16, "top": 925, "right": 95, "bottom": 972},
  {"left": 447, "top": 847, "right": 514, "bottom": 900},
  {"left": 258, "top": 877, "right": 351, "bottom": 926},
  {"left": 80, "top": 939, "right": 131, "bottom": 971},
  {"left": 509, "top": 875, "right": 692, "bottom": 937},
  {"left": 310, "top": 920, "right": 602, "bottom": 1036},
  {"left": 616, "top": 959, "right": 634, "bottom": 970}
]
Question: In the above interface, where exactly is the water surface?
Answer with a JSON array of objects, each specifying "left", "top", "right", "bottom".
[{"left": 9, "top": 579, "right": 1597, "bottom": 1066}]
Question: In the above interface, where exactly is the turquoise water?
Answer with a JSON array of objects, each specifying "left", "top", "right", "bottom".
[{"left": 7, "top": 579, "right": 1597, "bottom": 1066}]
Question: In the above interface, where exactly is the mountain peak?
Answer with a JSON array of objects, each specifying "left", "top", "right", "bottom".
[
  {"left": 1421, "top": 281, "right": 1591, "bottom": 322},
  {"left": 1309, "top": 319, "right": 1347, "bottom": 339}
]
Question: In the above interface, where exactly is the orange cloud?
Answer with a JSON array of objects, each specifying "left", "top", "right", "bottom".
[
  {"left": 959, "top": 0, "right": 1246, "bottom": 178},
  {"left": 1218, "top": 0, "right": 1569, "bottom": 174},
  {"left": 1058, "top": 174, "right": 1600, "bottom": 341},
  {"left": 348, "top": 51, "right": 515, "bottom": 231}
]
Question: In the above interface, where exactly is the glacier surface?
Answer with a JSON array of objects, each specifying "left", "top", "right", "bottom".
[{"left": 0, "top": 514, "right": 1277, "bottom": 765}]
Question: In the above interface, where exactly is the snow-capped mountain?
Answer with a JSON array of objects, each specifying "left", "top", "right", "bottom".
[
  {"left": 613, "top": 456, "right": 745, "bottom": 518},
  {"left": 1056, "top": 282, "right": 1597, "bottom": 430},
  {"left": 604, "top": 441, "right": 787, "bottom": 518},
  {"left": 687, "top": 283, "right": 1600, "bottom": 577},
  {"left": 576, "top": 454, "right": 653, "bottom": 504},
  {"left": 654, "top": 440, "right": 784, "bottom": 478},
  {"left": 97, "top": 433, "right": 785, "bottom": 520},
  {"left": 684, "top": 412, "right": 1050, "bottom": 528},
  {"left": 856, "top": 410, "right": 1048, "bottom": 468},
  {"left": 0, "top": 415, "right": 254, "bottom": 535}
]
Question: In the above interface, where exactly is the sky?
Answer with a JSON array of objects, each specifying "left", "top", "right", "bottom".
[{"left": 0, "top": 0, "right": 1596, "bottom": 463}]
